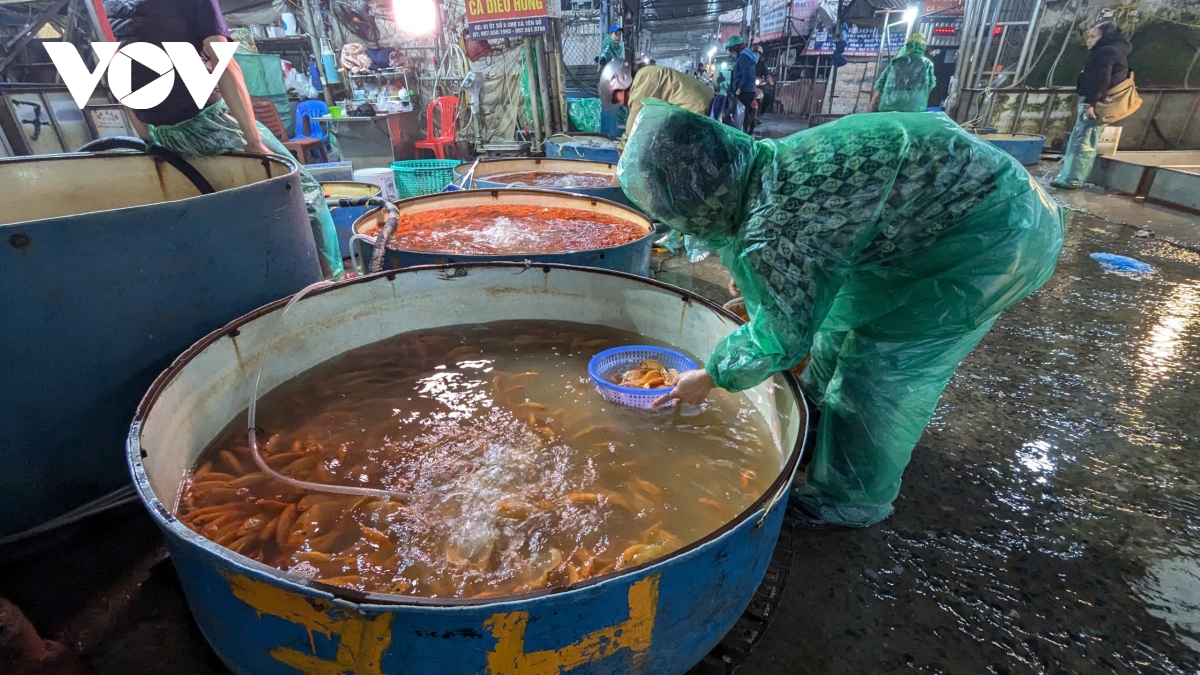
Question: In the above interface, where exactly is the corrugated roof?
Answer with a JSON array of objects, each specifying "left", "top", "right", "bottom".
[{"left": 841, "top": 0, "right": 909, "bottom": 22}]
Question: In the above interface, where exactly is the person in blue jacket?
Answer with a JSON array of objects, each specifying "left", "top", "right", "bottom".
[{"left": 725, "top": 35, "right": 758, "bottom": 133}]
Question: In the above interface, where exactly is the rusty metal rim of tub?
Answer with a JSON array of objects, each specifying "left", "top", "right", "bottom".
[
  {"left": 0, "top": 151, "right": 303, "bottom": 225},
  {"left": 353, "top": 189, "right": 658, "bottom": 255},
  {"left": 127, "top": 262, "right": 807, "bottom": 608}
]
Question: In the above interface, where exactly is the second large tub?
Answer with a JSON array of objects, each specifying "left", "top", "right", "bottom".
[
  {"left": 454, "top": 158, "right": 633, "bottom": 208},
  {"left": 349, "top": 188, "right": 654, "bottom": 276}
]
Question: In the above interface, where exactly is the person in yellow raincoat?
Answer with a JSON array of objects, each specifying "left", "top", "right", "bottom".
[{"left": 601, "top": 62, "right": 715, "bottom": 150}]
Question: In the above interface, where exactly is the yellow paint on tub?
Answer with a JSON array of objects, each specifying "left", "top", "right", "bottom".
[
  {"left": 483, "top": 574, "right": 661, "bottom": 674},
  {"left": 222, "top": 571, "right": 393, "bottom": 674},
  {"left": 221, "top": 570, "right": 660, "bottom": 674}
]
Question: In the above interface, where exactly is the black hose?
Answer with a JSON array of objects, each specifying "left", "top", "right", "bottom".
[
  {"left": 77, "top": 136, "right": 216, "bottom": 195},
  {"left": 330, "top": 196, "right": 401, "bottom": 274}
]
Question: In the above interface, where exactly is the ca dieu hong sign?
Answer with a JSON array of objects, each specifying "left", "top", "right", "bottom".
[{"left": 466, "top": 0, "right": 549, "bottom": 40}]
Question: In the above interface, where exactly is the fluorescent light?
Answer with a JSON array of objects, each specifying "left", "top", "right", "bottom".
[
  {"left": 902, "top": 6, "right": 918, "bottom": 23},
  {"left": 394, "top": 0, "right": 438, "bottom": 34}
]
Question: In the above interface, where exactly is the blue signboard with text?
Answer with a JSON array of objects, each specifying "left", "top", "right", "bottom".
[{"left": 805, "top": 23, "right": 906, "bottom": 56}]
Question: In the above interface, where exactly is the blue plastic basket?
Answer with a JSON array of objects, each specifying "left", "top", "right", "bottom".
[{"left": 588, "top": 346, "right": 698, "bottom": 409}]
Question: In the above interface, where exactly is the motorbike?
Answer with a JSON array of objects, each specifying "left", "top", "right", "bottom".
[{"left": 746, "top": 78, "right": 765, "bottom": 135}]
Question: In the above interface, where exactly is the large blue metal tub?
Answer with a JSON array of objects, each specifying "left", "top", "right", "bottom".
[
  {"left": 546, "top": 133, "right": 620, "bottom": 164},
  {"left": 0, "top": 151, "right": 320, "bottom": 538},
  {"left": 128, "top": 263, "right": 806, "bottom": 675},
  {"left": 349, "top": 188, "right": 655, "bottom": 276},
  {"left": 322, "top": 181, "right": 381, "bottom": 260},
  {"left": 974, "top": 132, "right": 1046, "bottom": 166},
  {"left": 453, "top": 157, "right": 633, "bottom": 208}
]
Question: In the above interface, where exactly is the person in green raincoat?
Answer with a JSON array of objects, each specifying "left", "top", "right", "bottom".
[
  {"left": 598, "top": 24, "right": 625, "bottom": 70},
  {"left": 870, "top": 33, "right": 936, "bottom": 113},
  {"left": 105, "top": 0, "right": 344, "bottom": 281},
  {"left": 618, "top": 100, "right": 1064, "bottom": 527}
]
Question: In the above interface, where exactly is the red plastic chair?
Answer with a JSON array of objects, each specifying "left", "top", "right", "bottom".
[{"left": 414, "top": 96, "right": 460, "bottom": 159}]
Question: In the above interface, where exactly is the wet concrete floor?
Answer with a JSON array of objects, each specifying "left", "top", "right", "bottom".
[
  {"left": 2, "top": 211, "right": 1198, "bottom": 674},
  {"left": 743, "top": 212, "right": 1200, "bottom": 674}
]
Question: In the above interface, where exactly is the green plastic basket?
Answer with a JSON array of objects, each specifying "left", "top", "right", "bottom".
[{"left": 390, "top": 159, "right": 462, "bottom": 198}]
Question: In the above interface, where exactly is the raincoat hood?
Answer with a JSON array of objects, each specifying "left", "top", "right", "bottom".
[
  {"left": 617, "top": 99, "right": 761, "bottom": 244},
  {"left": 1093, "top": 30, "right": 1132, "bottom": 56},
  {"left": 898, "top": 39, "right": 927, "bottom": 58}
]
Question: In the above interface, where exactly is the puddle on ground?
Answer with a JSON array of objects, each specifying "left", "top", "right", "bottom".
[{"left": 743, "top": 214, "right": 1200, "bottom": 674}]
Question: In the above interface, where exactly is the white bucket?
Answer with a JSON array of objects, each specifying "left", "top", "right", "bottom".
[
  {"left": 353, "top": 167, "right": 399, "bottom": 202},
  {"left": 281, "top": 11, "right": 298, "bottom": 35}
]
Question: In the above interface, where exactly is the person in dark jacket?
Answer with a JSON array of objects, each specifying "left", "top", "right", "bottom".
[
  {"left": 753, "top": 43, "right": 775, "bottom": 119},
  {"left": 104, "top": 0, "right": 343, "bottom": 280},
  {"left": 1053, "top": 21, "right": 1132, "bottom": 189},
  {"left": 726, "top": 35, "right": 758, "bottom": 133}
]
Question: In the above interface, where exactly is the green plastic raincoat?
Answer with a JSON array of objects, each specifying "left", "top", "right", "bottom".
[
  {"left": 874, "top": 40, "right": 937, "bottom": 113},
  {"left": 149, "top": 101, "right": 344, "bottom": 281},
  {"left": 598, "top": 35, "right": 624, "bottom": 67},
  {"left": 618, "top": 101, "right": 1065, "bottom": 526}
]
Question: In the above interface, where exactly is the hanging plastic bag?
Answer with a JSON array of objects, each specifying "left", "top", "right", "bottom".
[
  {"left": 284, "top": 65, "right": 319, "bottom": 100},
  {"left": 1091, "top": 252, "right": 1155, "bottom": 279},
  {"left": 709, "top": 93, "right": 745, "bottom": 130}
]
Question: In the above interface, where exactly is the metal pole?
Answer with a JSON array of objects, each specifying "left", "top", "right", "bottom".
[
  {"left": 53, "top": 0, "right": 80, "bottom": 85},
  {"left": 298, "top": 0, "right": 334, "bottom": 105},
  {"left": 1176, "top": 91, "right": 1200, "bottom": 146},
  {"left": 988, "top": 25, "right": 1008, "bottom": 83},
  {"left": 523, "top": 36, "right": 543, "bottom": 149},
  {"left": 536, "top": 34, "right": 556, "bottom": 134},
  {"left": 964, "top": 0, "right": 995, "bottom": 89},
  {"left": 874, "top": 12, "right": 892, "bottom": 84},
  {"left": 1012, "top": 0, "right": 1045, "bottom": 83},
  {"left": 550, "top": 19, "right": 570, "bottom": 134},
  {"left": 325, "top": 0, "right": 349, "bottom": 46},
  {"left": 824, "top": 0, "right": 845, "bottom": 115},
  {"left": 782, "top": 0, "right": 793, "bottom": 80},
  {"left": 950, "top": 0, "right": 979, "bottom": 93},
  {"left": 85, "top": 0, "right": 114, "bottom": 41},
  {"left": 973, "top": 0, "right": 1004, "bottom": 88},
  {"left": 950, "top": 0, "right": 985, "bottom": 119}
]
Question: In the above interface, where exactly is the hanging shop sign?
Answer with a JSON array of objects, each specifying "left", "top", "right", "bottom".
[
  {"left": 923, "top": 0, "right": 964, "bottom": 16},
  {"left": 465, "top": 0, "right": 548, "bottom": 40},
  {"left": 757, "top": 0, "right": 821, "bottom": 43},
  {"left": 804, "top": 22, "right": 906, "bottom": 56}
]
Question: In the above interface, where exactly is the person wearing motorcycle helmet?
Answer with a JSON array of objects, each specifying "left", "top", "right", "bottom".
[
  {"left": 726, "top": 35, "right": 758, "bottom": 133},
  {"left": 598, "top": 24, "right": 625, "bottom": 69},
  {"left": 601, "top": 59, "right": 714, "bottom": 150},
  {"left": 752, "top": 43, "right": 770, "bottom": 82}
]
